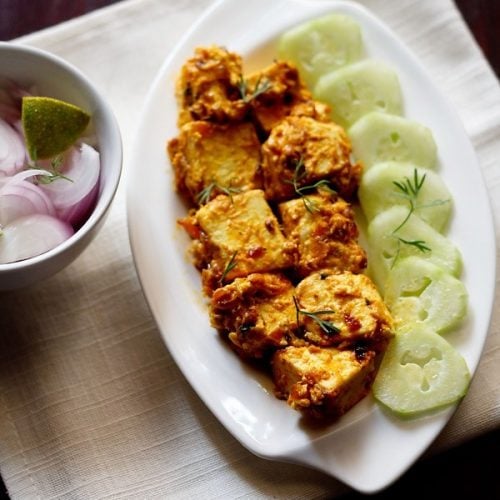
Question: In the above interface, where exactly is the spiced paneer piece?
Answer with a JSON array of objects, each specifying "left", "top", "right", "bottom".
[
  {"left": 178, "top": 189, "right": 296, "bottom": 293},
  {"left": 168, "top": 121, "right": 262, "bottom": 205},
  {"left": 279, "top": 190, "right": 367, "bottom": 277},
  {"left": 175, "top": 45, "right": 248, "bottom": 125},
  {"left": 294, "top": 271, "right": 393, "bottom": 352},
  {"left": 272, "top": 345, "right": 376, "bottom": 420},
  {"left": 245, "top": 60, "right": 330, "bottom": 134},
  {"left": 261, "top": 116, "right": 362, "bottom": 202},
  {"left": 210, "top": 273, "right": 297, "bottom": 358}
]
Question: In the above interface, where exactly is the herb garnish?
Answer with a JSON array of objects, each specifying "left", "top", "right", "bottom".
[
  {"left": 391, "top": 237, "right": 432, "bottom": 268},
  {"left": 391, "top": 168, "right": 449, "bottom": 232},
  {"left": 238, "top": 75, "right": 272, "bottom": 103},
  {"left": 389, "top": 168, "right": 449, "bottom": 267},
  {"left": 293, "top": 296, "right": 340, "bottom": 336},
  {"left": 395, "top": 237, "right": 431, "bottom": 253},
  {"left": 220, "top": 251, "right": 237, "bottom": 285},
  {"left": 196, "top": 181, "right": 241, "bottom": 205},
  {"left": 28, "top": 154, "right": 73, "bottom": 184},
  {"left": 285, "top": 157, "right": 336, "bottom": 213}
]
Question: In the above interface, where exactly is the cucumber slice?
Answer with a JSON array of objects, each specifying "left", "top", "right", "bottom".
[
  {"left": 373, "top": 328, "right": 470, "bottom": 417},
  {"left": 359, "top": 162, "right": 452, "bottom": 232},
  {"left": 384, "top": 256, "right": 467, "bottom": 334},
  {"left": 278, "top": 14, "right": 363, "bottom": 88},
  {"left": 314, "top": 60, "right": 403, "bottom": 128},
  {"left": 367, "top": 206, "right": 462, "bottom": 290},
  {"left": 349, "top": 111, "right": 437, "bottom": 170}
]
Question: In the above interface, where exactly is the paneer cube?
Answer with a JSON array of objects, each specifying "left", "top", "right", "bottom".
[
  {"left": 178, "top": 189, "right": 296, "bottom": 294},
  {"left": 168, "top": 121, "right": 262, "bottom": 205},
  {"left": 175, "top": 45, "right": 248, "bottom": 125},
  {"left": 245, "top": 60, "right": 330, "bottom": 134},
  {"left": 210, "top": 273, "right": 297, "bottom": 358},
  {"left": 279, "top": 191, "right": 367, "bottom": 277},
  {"left": 295, "top": 271, "right": 393, "bottom": 351},
  {"left": 272, "top": 345, "right": 376, "bottom": 420},
  {"left": 261, "top": 116, "right": 361, "bottom": 201}
]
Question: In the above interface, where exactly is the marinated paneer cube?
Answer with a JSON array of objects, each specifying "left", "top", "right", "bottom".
[
  {"left": 278, "top": 190, "right": 367, "bottom": 277},
  {"left": 272, "top": 345, "right": 376, "bottom": 420},
  {"left": 175, "top": 45, "right": 248, "bottom": 125},
  {"left": 294, "top": 271, "right": 393, "bottom": 352},
  {"left": 178, "top": 189, "right": 296, "bottom": 293},
  {"left": 168, "top": 121, "right": 262, "bottom": 205},
  {"left": 244, "top": 60, "right": 330, "bottom": 134},
  {"left": 210, "top": 273, "right": 297, "bottom": 358},
  {"left": 261, "top": 116, "right": 361, "bottom": 202}
]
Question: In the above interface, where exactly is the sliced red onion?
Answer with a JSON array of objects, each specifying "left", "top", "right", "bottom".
[
  {"left": 0, "top": 213, "right": 73, "bottom": 264},
  {"left": 0, "top": 118, "right": 26, "bottom": 176},
  {"left": 40, "top": 143, "right": 100, "bottom": 226},
  {"left": 0, "top": 180, "right": 56, "bottom": 225}
]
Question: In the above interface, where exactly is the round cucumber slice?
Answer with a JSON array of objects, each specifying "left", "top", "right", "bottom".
[
  {"left": 373, "top": 328, "right": 470, "bottom": 417},
  {"left": 367, "top": 206, "right": 462, "bottom": 290},
  {"left": 314, "top": 59, "right": 403, "bottom": 128},
  {"left": 384, "top": 256, "right": 467, "bottom": 334},
  {"left": 349, "top": 111, "right": 437, "bottom": 170},
  {"left": 359, "top": 162, "right": 452, "bottom": 232},
  {"left": 278, "top": 14, "right": 363, "bottom": 89}
]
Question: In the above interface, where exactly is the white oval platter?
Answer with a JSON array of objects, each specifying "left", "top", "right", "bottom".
[{"left": 127, "top": 0, "right": 496, "bottom": 493}]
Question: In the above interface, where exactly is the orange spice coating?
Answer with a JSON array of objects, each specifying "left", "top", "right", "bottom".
[
  {"left": 168, "top": 120, "right": 262, "bottom": 205},
  {"left": 295, "top": 271, "right": 393, "bottom": 352},
  {"left": 210, "top": 273, "right": 297, "bottom": 358},
  {"left": 261, "top": 116, "right": 362, "bottom": 202},
  {"left": 279, "top": 190, "right": 367, "bottom": 277},
  {"left": 245, "top": 60, "right": 330, "bottom": 134},
  {"left": 272, "top": 345, "right": 376, "bottom": 420},
  {"left": 175, "top": 45, "right": 248, "bottom": 125}
]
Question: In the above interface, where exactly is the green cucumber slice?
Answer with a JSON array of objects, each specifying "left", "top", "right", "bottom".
[
  {"left": 359, "top": 162, "right": 452, "bottom": 232},
  {"left": 373, "top": 328, "right": 470, "bottom": 417},
  {"left": 367, "top": 206, "right": 462, "bottom": 290},
  {"left": 278, "top": 14, "right": 363, "bottom": 89},
  {"left": 384, "top": 256, "right": 467, "bottom": 334},
  {"left": 349, "top": 111, "right": 437, "bottom": 170},
  {"left": 314, "top": 59, "right": 403, "bottom": 128}
]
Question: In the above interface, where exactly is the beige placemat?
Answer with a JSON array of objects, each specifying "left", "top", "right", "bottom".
[{"left": 1, "top": 0, "right": 499, "bottom": 498}]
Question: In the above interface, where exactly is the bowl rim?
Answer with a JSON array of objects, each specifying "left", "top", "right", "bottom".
[{"left": 0, "top": 41, "right": 122, "bottom": 272}]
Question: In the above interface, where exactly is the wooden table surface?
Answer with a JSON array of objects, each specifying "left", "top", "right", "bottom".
[{"left": 0, "top": 1, "right": 499, "bottom": 498}]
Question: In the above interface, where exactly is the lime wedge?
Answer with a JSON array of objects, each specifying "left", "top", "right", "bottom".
[{"left": 22, "top": 96, "right": 90, "bottom": 160}]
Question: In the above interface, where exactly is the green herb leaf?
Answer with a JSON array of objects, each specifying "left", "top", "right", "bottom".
[
  {"left": 293, "top": 296, "right": 340, "bottom": 336},
  {"left": 396, "top": 237, "right": 432, "bottom": 253},
  {"left": 196, "top": 181, "right": 241, "bottom": 205},
  {"left": 238, "top": 75, "right": 272, "bottom": 103},
  {"left": 220, "top": 251, "right": 238, "bottom": 285},
  {"left": 284, "top": 157, "right": 336, "bottom": 213},
  {"left": 28, "top": 154, "right": 73, "bottom": 184}
]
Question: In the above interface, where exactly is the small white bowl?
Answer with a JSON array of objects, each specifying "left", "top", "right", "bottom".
[{"left": 0, "top": 42, "right": 122, "bottom": 290}]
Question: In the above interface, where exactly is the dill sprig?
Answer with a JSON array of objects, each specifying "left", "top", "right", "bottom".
[
  {"left": 396, "top": 237, "right": 431, "bottom": 253},
  {"left": 391, "top": 237, "right": 432, "bottom": 268},
  {"left": 285, "top": 157, "right": 336, "bottom": 213},
  {"left": 391, "top": 168, "right": 449, "bottom": 232},
  {"left": 238, "top": 75, "right": 272, "bottom": 104},
  {"left": 220, "top": 251, "right": 237, "bottom": 285},
  {"left": 391, "top": 168, "right": 426, "bottom": 232},
  {"left": 196, "top": 182, "right": 241, "bottom": 205},
  {"left": 389, "top": 168, "right": 437, "bottom": 267},
  {"left": 29, "top": 154, "right": 73, "bottom": 184},
  {"left": 293, "top": 296, "right": 340, "bottom": 336}
]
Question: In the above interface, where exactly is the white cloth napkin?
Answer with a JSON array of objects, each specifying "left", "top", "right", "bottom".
[{"left": 1, "top": 0, "right": 499, "bottom": 498}]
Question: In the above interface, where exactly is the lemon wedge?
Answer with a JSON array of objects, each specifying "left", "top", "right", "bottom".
[{"left": 22, "top": 96, "right": 90, "bottom": 160}]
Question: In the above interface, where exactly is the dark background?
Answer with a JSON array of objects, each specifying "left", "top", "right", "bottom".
[{"left": 0, "top": 0, "right": 499, "bottom": 498}]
